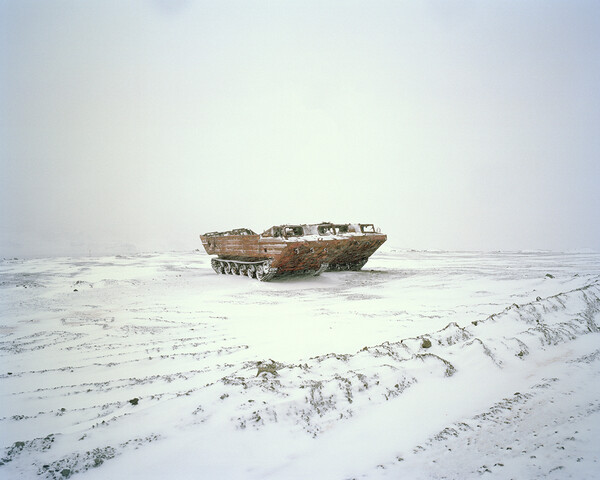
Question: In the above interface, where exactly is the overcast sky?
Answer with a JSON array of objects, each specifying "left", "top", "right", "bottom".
[{"left": 1, "top": 0, "right": 599, "bottom": 256}]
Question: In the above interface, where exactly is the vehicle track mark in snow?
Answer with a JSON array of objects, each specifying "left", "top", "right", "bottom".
[{"left": 363, "top": 351, "right": 600, "bottom": 479}]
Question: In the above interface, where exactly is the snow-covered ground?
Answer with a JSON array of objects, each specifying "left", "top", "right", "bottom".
[{"left": 1, "top": 249, "right": 599, "bottom": 479}]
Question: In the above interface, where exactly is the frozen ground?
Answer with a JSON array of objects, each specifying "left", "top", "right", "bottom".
[{"left": 1, "top": 249, "right": 599, "bottom": 479}]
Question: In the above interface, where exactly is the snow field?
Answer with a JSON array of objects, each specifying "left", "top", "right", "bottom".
[{"left": 1, "top": 249, "right": 599, "bottom": 479}]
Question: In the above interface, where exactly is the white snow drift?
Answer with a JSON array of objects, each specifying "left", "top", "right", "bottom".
[{"left": 1, "top": 249, "right": 599, "bottom": 479}]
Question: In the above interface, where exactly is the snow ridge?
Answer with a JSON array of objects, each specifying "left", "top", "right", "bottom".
[{"left": 207, "top": 283, "right": 600, "bottom": 439}]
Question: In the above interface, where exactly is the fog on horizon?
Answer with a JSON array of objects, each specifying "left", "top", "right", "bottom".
[{"left": 1, "top": 0, "right": 599, "bottom": 258}]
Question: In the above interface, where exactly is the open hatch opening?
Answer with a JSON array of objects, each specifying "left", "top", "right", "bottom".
[
  {"left": 318, "top": 224, "right": 350, "bottom": 235},
  {"left": 360, "top": 224, "right": 376, "bottom": 233}
]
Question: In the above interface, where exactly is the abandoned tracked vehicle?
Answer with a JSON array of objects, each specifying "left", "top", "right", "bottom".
[{"left": 200, "top": 223, "right": 387, "bottom": 281}]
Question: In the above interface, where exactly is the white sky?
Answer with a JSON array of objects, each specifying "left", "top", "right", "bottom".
[{"left": 1, "top": 0, "right": 599, "bottom": 256}]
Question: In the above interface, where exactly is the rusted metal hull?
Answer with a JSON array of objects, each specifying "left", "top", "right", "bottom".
[{"left": 200, "top": 223, "right": 386, "bottom": 281}]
